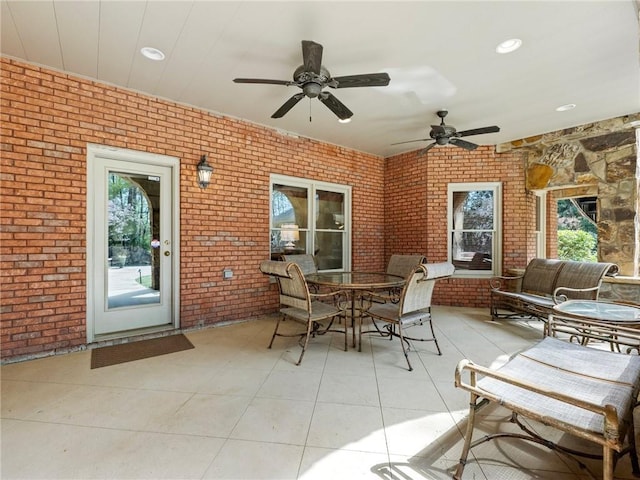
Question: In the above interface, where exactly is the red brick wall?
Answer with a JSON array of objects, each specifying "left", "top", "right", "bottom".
[
  {"left": 384, "top": 144, "right": 531, "bottom": 307},
  {"left": 0, "top": 56, "right": 537, "bottom": 360},
  {"left": 0, "top": 57, "right": 385, "bottom": 360}
]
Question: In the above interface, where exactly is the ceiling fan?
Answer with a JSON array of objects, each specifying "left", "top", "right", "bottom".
[
  {"left": 392, "top": 110, "right": 500, "bottom": 153},
  {"left": 233, "top": 40, "right": 390, "bottom": 120}
]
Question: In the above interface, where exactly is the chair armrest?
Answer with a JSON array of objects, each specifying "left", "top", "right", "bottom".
[
  {"left": 311, "top": 289, "right": 349, "bottom": 309},
  {"left": 362, "top": 290, "right": 391, "bottom": 303},
  {"left": 553, "top": 285, "right": 600, "bottom": 304},
  {"left": 490, "top": 274, "right": 524, "bottom": 290}
]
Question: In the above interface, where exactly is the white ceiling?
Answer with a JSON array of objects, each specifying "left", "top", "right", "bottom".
[{"left": 2, "top": 1, "right": 639, "bottom": 157}]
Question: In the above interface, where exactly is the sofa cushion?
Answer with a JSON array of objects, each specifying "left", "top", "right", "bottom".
[
  {"left": 554, "top": 261, "right": 617, "bottom": 299},
  {"left": 520, "top": 258, "right": 564, "bottom": 296}
]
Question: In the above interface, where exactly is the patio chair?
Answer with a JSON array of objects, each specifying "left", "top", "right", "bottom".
[
  {"left": 281, "top": 254, "right": 318, "bottom": 275},
  {"left": 281, "top": 253, "right": 322, "bottom": 293},
  {"left": 259, "top": 260, "right": 347, "bottom": 365},
  {"left": 386, "top": 254, "right": 427, "bottom": 278},
  {"left": 363, "top": 262, "right": 455, "bottom": 371},
  {"left": 372, "top": 254, "right": 427, "bottom": 304}
]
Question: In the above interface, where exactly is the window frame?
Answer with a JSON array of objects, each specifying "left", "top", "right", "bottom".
[
  {"left": 447, "top": 182, "right": 502, "bottom": 278},
  {"left": 535, "top": 191, "right": 547, "bottom": 259},
  {"left": 270, "top": 174, "right": 351, "bottom": 271}
]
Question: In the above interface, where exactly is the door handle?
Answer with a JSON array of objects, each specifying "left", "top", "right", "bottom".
[{"left": 164, "top": 251, "right": 171, "bottom": 257}]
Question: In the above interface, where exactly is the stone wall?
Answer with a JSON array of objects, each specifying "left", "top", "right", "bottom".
[{"left": 498, "top": 113, "right": 640, "bottom": 277}]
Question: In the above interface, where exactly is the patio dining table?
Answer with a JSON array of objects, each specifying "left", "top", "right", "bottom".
[{"left": 305, "top": 271, "right": 405, "bottom": 349}]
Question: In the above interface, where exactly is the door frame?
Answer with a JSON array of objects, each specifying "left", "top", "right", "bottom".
[{"left": 86, "top": 144, "right": 181, "bottom": 343}]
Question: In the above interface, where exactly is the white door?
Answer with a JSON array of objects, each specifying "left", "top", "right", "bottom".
[{"left": 87, "top": 145, "right": 179, "bottom": 340}]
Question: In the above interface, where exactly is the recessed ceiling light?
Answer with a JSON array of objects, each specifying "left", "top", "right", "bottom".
[
  {"left": 556, "top": 103, "right": 577, "bottom": 112},
  {"left": 140, "top": 47, "right": 165, "bottom": 61},
  {"left": 496, "top": 38, "right": 522, "bottom": 54}
]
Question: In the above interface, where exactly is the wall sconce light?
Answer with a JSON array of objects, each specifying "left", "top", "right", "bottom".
[
  {"left": 197, "top": 155, "right": 214, "bottom": 189},
  {"left": 280, "top": 224, "right": 300, "bottom": 249}
]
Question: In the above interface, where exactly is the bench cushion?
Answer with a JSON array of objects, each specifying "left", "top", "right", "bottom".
[
  {"left": 477, "top": 337, "right": 640, "bottom": 436},
  {"left": 492, "top": 290, "right": 556, "bottom": 310}
]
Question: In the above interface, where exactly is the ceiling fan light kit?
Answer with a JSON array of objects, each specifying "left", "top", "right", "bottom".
[{"left": 233, "top": 40, "right": 390, "bottom": 121}]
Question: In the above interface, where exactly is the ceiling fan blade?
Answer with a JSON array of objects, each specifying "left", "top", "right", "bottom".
[
  {"left": 318, "top": 92, "right": 353, "bottom": 120},
  {"left": 271, "top": 93, "right": 306, "bottom": 118},
  {"left": 331, "top": 73, "right": 391, "bottom": 88},
  {"left": 449, "top": 138, "right": 478, "bottom": 150},
  {"left": 391, "top": 138, "right": 430, "bottom": 146},
  {"left": 430, "top": 124, "right": 446, "bottom": 135},
  {"left": 302, "top": 40, "right": 323, "bottom": 75},
  {"left": 233, "top": 78, "right": 294, "bottom": 86},
  {"left": 457, "top": 126, "right": 500, "bottom": 137},
  {"left": 419, "top": 143, "right": 437, "bottom": 155}
]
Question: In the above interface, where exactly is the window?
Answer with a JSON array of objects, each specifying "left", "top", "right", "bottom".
[
  {"left": 448, "top": 182, "right": 502, "bottom": 276},
  {"left": 270, "top": 175, "right": 351, "bottom": 271}
]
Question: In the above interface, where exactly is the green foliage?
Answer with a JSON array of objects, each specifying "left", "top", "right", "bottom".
[
  {"left": 557, "top": 198, "right": 597, "bottom": 262},
  {"left": 558, "top": 230, "right": 597, "bottom": 262}
]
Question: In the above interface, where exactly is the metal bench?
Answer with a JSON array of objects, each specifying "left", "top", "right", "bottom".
[{"left": 454, "top": 313, "right": 640, "bottom": 480}]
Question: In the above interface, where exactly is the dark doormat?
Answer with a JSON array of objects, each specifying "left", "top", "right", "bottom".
[{"left": 91, "top": 334, "right": 194, "bottom": 369}]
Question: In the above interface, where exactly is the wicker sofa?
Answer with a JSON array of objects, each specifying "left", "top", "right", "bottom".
[{"left": 490, "top": 258, "right": 618, "bottom": 328}]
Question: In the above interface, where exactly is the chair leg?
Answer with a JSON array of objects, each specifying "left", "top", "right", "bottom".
[
  {"left": 603, "top": 446, "right": 614, "bottom": 480},
  {"left": 428, "top": 319, "right": 442, "bottom": 355},
  {"left": 454, "top": 393, "right": 479, "bottom": 480},
  {"left": 268, "top": 313, "right": 285, "bottom": 349},
  {"left": 397, "top": 323, "right": 413, "bottom": 371},
  {"left": 296, "top": 319, "right": 314, "bottom": 365},
  {"left": 343, "top": 313, "right": 348, "bottom": 352},
  {"left": 630, "top": 410, "right": 640, "bottom": 476}
]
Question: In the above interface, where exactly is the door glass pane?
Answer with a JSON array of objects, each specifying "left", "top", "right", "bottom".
[{"left": 107, "top": 172, "right": 161, "bottom": 309}]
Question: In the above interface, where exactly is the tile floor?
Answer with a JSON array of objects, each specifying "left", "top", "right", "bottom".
[{"left": 2, "top": 306, "right": 638, "bottom": 479}]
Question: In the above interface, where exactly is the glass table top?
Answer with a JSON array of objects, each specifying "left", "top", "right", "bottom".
[
  {"left": 305, "top": 271, "right": 405, "bottom": 289},
  {"left": 553, "top": 300, "right": 640, "bottom": 322}
]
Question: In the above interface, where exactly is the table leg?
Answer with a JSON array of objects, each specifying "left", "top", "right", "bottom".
[{"left": 351, "top": 289, "right": 357, "bottom": 349}]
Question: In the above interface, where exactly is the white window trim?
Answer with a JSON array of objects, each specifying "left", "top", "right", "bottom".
[
  {"left": 447, "top": 182, "right": 502, "bottom": 277},
  {"left": 270, "top": 174, "right": 352, "bottom": 271},
  {"left": 535, "top": 191, "right": 547, "bottom": 259}
]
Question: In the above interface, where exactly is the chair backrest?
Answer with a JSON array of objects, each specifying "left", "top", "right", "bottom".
[
  {"left": 259, "top": 260, "right": 311, "bottom": 312},
  {"left": 521, "top": 258, "right": 564, "bottom": 296},
  {"left": 400, "top": 263, "right": 455, "bottom": 315},
  {"left": 281, "top": 254, "right": 318, "bottom": 275},
  {"left": 554, "top": 261, "right": 617, "bottom": 300},
  {"left": 386, "top": 254, "right": 427, "bottom": 278}
]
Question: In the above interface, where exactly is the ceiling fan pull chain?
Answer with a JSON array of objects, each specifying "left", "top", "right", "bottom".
[{"left": 309, "top": 98, "right": 312, "bottom": 123}]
